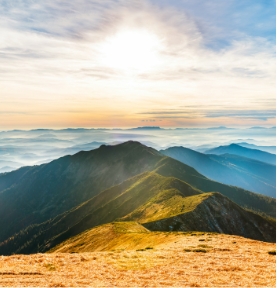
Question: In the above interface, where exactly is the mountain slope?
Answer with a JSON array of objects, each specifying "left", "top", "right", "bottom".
[
  {"left": 237, "top": 142, "right": 276, "bottom": 154},
  {"left": 144, "top": 192, "right": 275, "bottom": 242},
  {"left": 205, "top": 144, "right": 276, "bottom": 165},
  {"left": 0, "top": 141, "right": 275, "bottom": 245},
  {"left": 160, "top": 146, "right": 276, "bottom": 197},
  {"left": 0, "top": 172, "right": 201, "bottom": 255},
  {"left": 0, "top": 172, "right": 275, "bottom": 256},
  {"left": 48, "top": 222, "right": 179, "bottom": 253},
  {"left": 151, "top": 156, "right": 275, "bottom": 217},
  {"left": 0, "top": 142, "right": 164, "bottom": 242}
]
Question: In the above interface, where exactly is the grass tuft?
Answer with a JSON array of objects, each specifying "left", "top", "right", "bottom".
[
  {"left": 198, "top": 244, "right": 212, "bottom": 249},
  {"left": 44, "top": 263, "right": 56, "bottom": 271},
  {"left": 268, "top": 250, "right": 276, "bottom": 255},
  {"left": 193, "top": 249, "right": 207, "bottom": 253}
]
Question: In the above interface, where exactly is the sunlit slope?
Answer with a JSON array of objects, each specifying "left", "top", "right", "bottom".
[
  {"left": 0, "top": 172, "right": 201, "bottom": 255},
  {"left": 161, "top": 146, "right": 276, "bottom": 197},
  {"left": 51, "top": 188, "right": 276, "bottom": 253},
  {"left": 143, "top": 192, "right": 275, "bottom": 243},
  {"left": 1, "top": 172, "right": 275, "bottom": 256},
  {"left": 0, "top": 141, "right": 275, "bottom": 245},
  {"left": 121, "top": 191, "right": 211, "bottom": 223},
  {"left": 49, "top": 222, "right": 181, "bottom": 253}
]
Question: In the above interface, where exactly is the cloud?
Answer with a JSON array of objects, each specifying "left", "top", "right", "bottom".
[
  {"left": 138, "top": 108, "right": 276, "bottom": 121},
  {"left": 205, "top": 110, "right": 276, "bottom": 121},
  {"left": 0, "top": 0, "right": 275, "bottom": 128},
  {"left": 0, "top": 0, "right": 274, "bottom": 82}
]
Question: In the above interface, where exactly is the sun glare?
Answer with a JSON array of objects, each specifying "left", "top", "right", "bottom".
[{"left": 100, "top": 29, "right": 163, "bottom": 73}]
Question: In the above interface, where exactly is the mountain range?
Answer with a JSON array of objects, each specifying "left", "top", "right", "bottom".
[
  {"left": 0, "top": 141, "right": 275, "bottom": 256},
  {"left": 161, "top": 146, "right": 276, "bottom": 197},
  {"left": 236, "top": 142, "right": 276, "bottom": 154},
  {"left": 205, "top": 144, "right": 276, "bottom": 165}
]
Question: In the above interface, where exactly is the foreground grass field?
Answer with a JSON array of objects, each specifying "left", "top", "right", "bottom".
[{"left": 0, "top": 232, "right": 275, "bottom": 287}]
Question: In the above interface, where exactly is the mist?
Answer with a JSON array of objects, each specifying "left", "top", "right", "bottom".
[{"left": 0, "top": 126, "right": 275, "bottom": 173}]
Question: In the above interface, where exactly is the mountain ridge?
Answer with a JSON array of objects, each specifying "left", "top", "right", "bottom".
[
  {"left": 205, "top": 144, "right": 276, "bottom": 165},
  {"left": 0, "top": 172, "right": 275, "bottom": 256},
  {"left": 160, "top": 146, "right": 276, "bottom": 197},
  {"left": 0, "top": 141, "right": 275, "bottom": 255}
]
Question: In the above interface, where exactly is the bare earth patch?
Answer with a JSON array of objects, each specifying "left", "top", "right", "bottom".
[{"left": 0, "top": 233, "right": 275, "bottom": 287}]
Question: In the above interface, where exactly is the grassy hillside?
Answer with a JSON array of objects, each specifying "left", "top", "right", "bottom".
[
  {"left": 144, "top": 192, "right": 275, "bottom": 243},
  {"left": 0, "top": 141, "right": 165, "bottom": 241},
  {"left": 49, "top": 222, "right": 181, "bottom": 253},
  {"left": 0, "top": 172, "right": 201, "bottom": 255},
  {"left": 0, "top": 141, "right": 275, "bottom": 249},
  {"left": 121, "top": 191, "right": 212, "bottom": 223},
  {"left": 0, "top": 173, "right": 274, "bottom": 256},
  {"left": 161, "top": 146, "right": 276, "bottom": 197},
  {"left": 153, "top": 156, "right": 275, "bottom": 218}
]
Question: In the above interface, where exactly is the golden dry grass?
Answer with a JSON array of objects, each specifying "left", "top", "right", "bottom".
[
  {"left": 0, "top": 233, "right": 275, "bottom": 287},
  {"left": 49, "top": 222, "right": 188, "bottom": 253}
]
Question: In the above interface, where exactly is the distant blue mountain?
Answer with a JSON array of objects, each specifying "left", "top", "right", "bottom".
[
  {"left": 205, "top": 144, "right": 276, "bottom": 166},
  {"left": 161, "top": 146, "right": 276, "bottom": 198},
  {"left": 129, "top": 126, "right": 162, "bottom": 130},
  {"left": 206, "top": 126, "right": 234, "bottom": 130},
  {"left": 249, "top": 126, "right": 267, "bottom": 129},
  {"left": 237, "top": 142, "right": 276, "bottom": 154}
]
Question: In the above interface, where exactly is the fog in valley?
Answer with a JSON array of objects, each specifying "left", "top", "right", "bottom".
[{"left": 0, "top": 126, "right": 275, "bottom": 173}]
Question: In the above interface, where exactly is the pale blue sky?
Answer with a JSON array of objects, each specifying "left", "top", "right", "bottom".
[{"left": 0, "top": 0, "right": 275, "bottom": 128}]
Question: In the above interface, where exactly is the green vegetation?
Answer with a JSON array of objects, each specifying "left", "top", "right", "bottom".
[
  {"left": 0, "top": 141, "right": 275, "bottom": 256},
  {"left": 121, "top": 190, "right": 210, "bottom": 224}
]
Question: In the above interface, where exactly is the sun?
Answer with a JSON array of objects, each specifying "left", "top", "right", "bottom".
[{"left": 99, "top": 29, "right": 163, "bottom": 74}]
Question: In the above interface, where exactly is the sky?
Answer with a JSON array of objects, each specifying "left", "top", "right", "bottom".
[{"left": 0, "top": 0, "right": 276, "bottom": 129}]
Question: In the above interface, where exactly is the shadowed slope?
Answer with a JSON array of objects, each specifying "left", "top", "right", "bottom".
[{"left": 0, "top": 141, "right": 164, "bottom": 242}]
